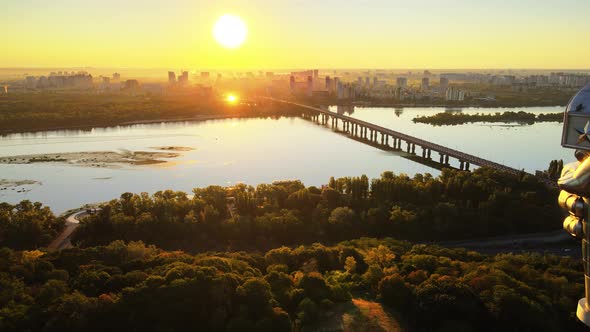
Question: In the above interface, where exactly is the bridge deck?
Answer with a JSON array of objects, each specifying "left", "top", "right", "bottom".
[{"left": 271, "top": 99, "right": 524, "bottom": 175}]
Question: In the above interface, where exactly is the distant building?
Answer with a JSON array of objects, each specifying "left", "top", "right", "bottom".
[
  {"left": 142, "top": 83, "right": 163, "bottom": 95},
  {"left": 307, "top": 76, "right": 313, "bottom": 97},
  {"left": 440, "top": 77, "right": 449, "bottom": 90},
  {"left": 25, "top": 72, "right": 92, "bottom": 90},
  {"left": 421, "top": 77, "right": 430, "bottom": 90},
  {"left": 446, "top": 87, "right": 466, "bottom": 101},
  {"left": 290, "top": 76, "right": 296, "bottom": 92},
  {"left": 100, "top": 77, "right": 111, "bottom": 90},
  {"left": 313, "top": 69, "right": 319, "bottom": 80},
  {"left": 25, "top": 76, "right": 37, "bottom": 89},
  {"left": 124, "top": 80, "right": 140, "bottom": 90},
  {"left": 396, "top": 77, "right": 408, "bottom": 88},
  {"left": 168, "top": 72, "right": 176, "bottom": 85},
  {"left": 112, "top": 73, "right": 121, "bottom": 81},
  {"left": 266, "top": 72, "right": 274, "bottom": 78},
  {"left": 178, "top": 71, "right": 189, "bottom": 86},
  {"left": 201, "top": 72, "right": 210, "bottom": 79}
]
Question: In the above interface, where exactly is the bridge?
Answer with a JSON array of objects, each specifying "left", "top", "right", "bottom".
[{"left": 268, "top": 98, "right": 526, "bottom": 175}]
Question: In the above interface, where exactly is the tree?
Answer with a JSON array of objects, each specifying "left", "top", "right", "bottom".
[
  {"left": 344, "top": 256, "right": 357, "bottom": 273},
  {"left": 328, "top": 207, "right": 355, "bottom": 226},
  {"left": 378, "top": 274, "right": 413, "bottom": 312}
]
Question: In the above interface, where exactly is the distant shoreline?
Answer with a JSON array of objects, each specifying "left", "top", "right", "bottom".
[
  {"left": 0, "top": 114, "right": 250, "bottom": 136},
  {"left": 0, "top": 103, "right": 566, "bottom": 136}
]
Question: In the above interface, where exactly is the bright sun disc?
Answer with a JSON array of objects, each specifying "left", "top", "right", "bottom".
[
  {"left": 214, "top": 15, "right": 247, "bottom": 49},
  {"left": 226, "top": 95, "right": 238, "bottom": 103}
]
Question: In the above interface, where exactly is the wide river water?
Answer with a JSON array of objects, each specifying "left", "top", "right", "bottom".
[{"left": 0, "top": 106, "right": 570, "bottom": 214}]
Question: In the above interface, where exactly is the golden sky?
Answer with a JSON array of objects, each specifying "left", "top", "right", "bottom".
[{"left": 3, "top": 0, "right": 589, "bottom": 69}]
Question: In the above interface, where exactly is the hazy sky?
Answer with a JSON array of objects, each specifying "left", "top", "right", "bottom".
[{"left": 3, "top": 0, "right": 589, "bottom": 69}]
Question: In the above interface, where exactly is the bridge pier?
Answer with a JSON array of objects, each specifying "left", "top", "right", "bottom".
[
  {"left": 444, "top": 155, "right": 450, "bottom": 165},
  {"left": 411, "top": 144, "right": 416, "bottom": 155},
  {"left": 460, "top": 161, "right": 465, "bottom": 170},
  {"left": 440, "top": 153, "right": 444, "bottom": 164},
  {"left": 465, "top": 162, "right": 470, "bottom": 171},
  {"left": 407, "top": 142, "right": 411, "bottom": 153}
]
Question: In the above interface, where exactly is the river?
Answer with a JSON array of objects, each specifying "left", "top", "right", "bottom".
[{"left": 0, "top": 106, "right": 570, "bottom": 213}]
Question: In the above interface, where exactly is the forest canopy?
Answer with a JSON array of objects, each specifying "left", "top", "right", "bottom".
[{"left": 71, "top": 167, "right": 560, "bottom": 252}]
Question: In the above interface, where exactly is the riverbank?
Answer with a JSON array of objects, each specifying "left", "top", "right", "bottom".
[
  {"left": 0, "top": 92, "right": 298, "bottom": 135},
  {"left": 413, "top": 111, "right": 563, "bottom": 126},
  {"left": 0, "top": 114, "right": 252, "bottom": 136}
]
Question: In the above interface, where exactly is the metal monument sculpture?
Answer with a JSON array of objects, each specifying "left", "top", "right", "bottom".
[{"left": 559, "top": 84, "right": 590, "bottom": 326}]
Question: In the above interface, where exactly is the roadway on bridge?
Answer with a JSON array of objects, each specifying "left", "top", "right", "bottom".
[{"left": 269, "top": 98, "right": 525, "bottom": 175}]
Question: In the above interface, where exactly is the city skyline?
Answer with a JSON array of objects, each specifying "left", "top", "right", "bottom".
[{"left": 3, "top": 0, "right": 590, "bottom": 69}]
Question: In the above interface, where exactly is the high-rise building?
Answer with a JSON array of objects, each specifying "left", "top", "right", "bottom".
[
  {"left": 421, "top": 77, "right": 430, "bottom": 90},
  {"left": 446, "top": 87, "right": 465, "bottom": 101},
  {"left": 313, "top": 69, "right": 319, "bottom": 80},
  {"left": 25, "top": 76, "right": 37, "bottom": 89},
  {"left": 307, "top": 76, "right": 313, "bottom": 97},
  {"left": 334, "top": 77, "right": 340, "bottom": 94},
  {"left": 440, "top": 77, "right": 449, "bottom": 91},
  {"left": 290, "top": 76, "right": 296, "bottom": 92},
  {"left": 201, "top": 72, "right": 210, "bottom": 79},
  {"left": 168, "top": 72, "right": 176, "bottom": 85},
  {"left": 337, "top": 81, "right": 344, "bottom": 99},
  {"left": 100, "top": 77, "right": 111, "bottom": 90},
  {"left": 325, "top": 76, "right": 333, "bottom": 93},
  {"left": 112, "top": 73, "right": 121, "bottom": 81},
  {"left": 365, "top": 77, "right": 370, "bottom": 87},
  {"left": 124, "top": 79, "right": 140, "bottom": 91},
  {"left": 178, "top": 71, "right": 189, "bottom": 86},
  {"left": 373, "top": 77, "right": 378, "bottom": 87},
  {"left": 396, "top": 77, "right": 408, "bottom": 88}
]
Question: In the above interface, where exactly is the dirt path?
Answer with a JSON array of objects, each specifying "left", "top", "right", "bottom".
[
  {"left": 48, "top": 210, "right": 87, "bottom": 250},
  {"left": 348, "top": 299, "right": 403, "bottom": 332}
]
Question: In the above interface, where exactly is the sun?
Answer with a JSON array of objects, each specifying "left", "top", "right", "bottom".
[
  {"left": 213, "top": 14, "right": 247, "bottom": 49},
  {"left": 226, "top": 94, "right": 238, "bottom": 104}
]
